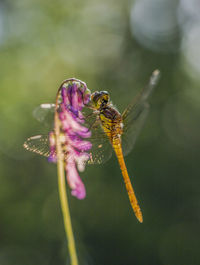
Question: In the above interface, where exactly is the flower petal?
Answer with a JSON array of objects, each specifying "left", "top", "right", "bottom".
[
  {"left": 66, "top": 159, "right": 86, "bottom": 199},
  {"left": 53, "top": 78, "right": 92, "bottom": 200}
]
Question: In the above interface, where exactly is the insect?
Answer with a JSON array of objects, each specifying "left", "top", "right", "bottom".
[{"left": 24, "top": 70, "right": 160, "bottom": 223}]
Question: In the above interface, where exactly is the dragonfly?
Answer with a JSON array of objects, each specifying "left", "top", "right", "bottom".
[{"left": 24, "top": 70, "right": 160, "bottom": 223}]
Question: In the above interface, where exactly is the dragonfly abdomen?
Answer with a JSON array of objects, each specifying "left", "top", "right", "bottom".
[
  {"left": 113, "top": 142, "right": 143, "bottom": 223},
  {"left": 98, "top": 104, "right": 143, "bottom": 222}
]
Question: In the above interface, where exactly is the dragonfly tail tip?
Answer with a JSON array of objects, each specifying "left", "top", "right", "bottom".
[{"left": 136, "top": 211, "right": 143, "bottom": 223}]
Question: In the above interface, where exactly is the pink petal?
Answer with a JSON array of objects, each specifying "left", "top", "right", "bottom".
[{"left": 66, "top": 159, "right": 86, "bottom": 200}]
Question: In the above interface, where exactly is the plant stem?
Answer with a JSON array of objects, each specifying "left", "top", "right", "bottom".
[{"left": 55, "top": 111, "right": 79, "bottom": 265}]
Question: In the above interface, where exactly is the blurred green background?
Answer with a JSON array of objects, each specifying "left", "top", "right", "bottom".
[{"left": 0, "top": 0, "right": 200, "bottom": 264}]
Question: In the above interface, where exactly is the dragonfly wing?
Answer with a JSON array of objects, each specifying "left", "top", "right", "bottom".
[
  {"left": 87, "top": 123, "right": 113, "bottom": 165},
  {"left": 23, "top": 127, "right": 113, "bottom": 165},
  {"left": 25, "top": 106, "right": 113, "bottom": 164},
  {"left": 81, "top": 106, "right": 113, "bottom": 165},
  {"left": 23, "top": 132, "right": 113, "bottom": 165},
  {"left": 23, "top": 134, "right": 51, "bottom": 157},
  {"left": 122, "top": 103, "right": 149, "bottom": 156},
  {"left": 122, "top": 70, "right": 160, "bottom": 156},
  {"left": 33, "top": 103, "right": 55, "bottom": 128}
]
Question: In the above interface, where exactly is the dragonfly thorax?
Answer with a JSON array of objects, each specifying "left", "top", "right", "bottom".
[{"left": 99, "top": 105, "right": 123, "bottom": 142}]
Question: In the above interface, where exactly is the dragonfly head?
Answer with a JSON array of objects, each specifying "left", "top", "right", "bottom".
[{"left": 90, "top": 91, "right": 110, "bottom": 109}]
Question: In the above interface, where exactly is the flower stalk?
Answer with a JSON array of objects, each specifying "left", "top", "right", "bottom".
[
  {"left": 24, "top": 77, "right": 92, "bottom": 265},
  {"left": 55, "top": 110, "right": 78, "bottom": 265},
  {"left": 53, "top": 79, "right": 92, "bottom": 265}
]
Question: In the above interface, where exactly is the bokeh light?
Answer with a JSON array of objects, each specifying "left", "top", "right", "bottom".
[{"left": 130, "top": 0, "right": 179, "bottom": 52}]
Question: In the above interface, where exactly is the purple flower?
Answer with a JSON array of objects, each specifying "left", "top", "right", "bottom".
[{"left": 49, "top": 79, "right": 92, "bottom": 200}]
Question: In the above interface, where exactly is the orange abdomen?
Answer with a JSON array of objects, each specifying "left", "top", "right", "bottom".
[{"left": 113, "top": 140, "right": 143, "bottom": 223}]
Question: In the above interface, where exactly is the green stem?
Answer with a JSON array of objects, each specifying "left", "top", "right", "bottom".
[{"left": 55, "top": 112, "right": 79, "bottom": 265}]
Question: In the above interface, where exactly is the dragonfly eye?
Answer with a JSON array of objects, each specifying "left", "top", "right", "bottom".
[
  {"left": 91, "top": 91, "right": 110, "bottom": 109},
  {"left": 101, "top": 91, "right": 110, "bottom": 103},
  {"left": 91, "top": 92, "right": 101, "bottom": 103}
]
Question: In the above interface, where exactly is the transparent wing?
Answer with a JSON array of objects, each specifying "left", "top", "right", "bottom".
[
  {"left": 87, "top": 119, "right": 113, "bottom": 165},
  {"left": 122, "top": 70, "right": 160, "bottom": 156},
  {"left": 24, "top": 107, "right": 113, "bottom": 165},
  {"left": 79, "top": 106, "right": 113, "bottom": 164},
  {"left": 24, "top": 104, "right": 55, "bottom": 157},
  {"left": 23, "top": 132, "right": 112, "bottom": 165},
  {"left": 122, "top": 103, "right": 149, "bottom": 156},
  {"left": 23, "top": 135, "right": 51, "bottom": 157},
  {"left": 33, "top": 103, "right": 55, "bottom": 128}
]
